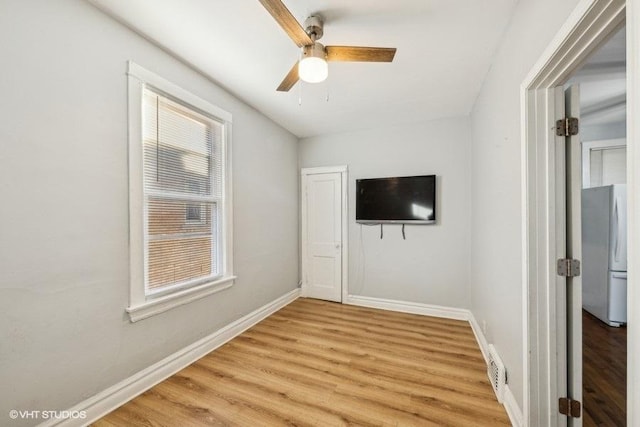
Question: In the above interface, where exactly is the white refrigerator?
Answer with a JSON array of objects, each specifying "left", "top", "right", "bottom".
[{"left": 582, "top": 184, "right": 627, "bottom": 327}]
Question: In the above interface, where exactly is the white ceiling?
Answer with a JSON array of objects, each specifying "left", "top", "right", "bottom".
[
  {"left": 570, "top": 26, "right": 626, "bottom": 126},
  {"left": 89, "top": 0, "right": 518, "bottom": 138}
]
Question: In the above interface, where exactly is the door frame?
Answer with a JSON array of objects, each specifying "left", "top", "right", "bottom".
[
  {"left": 521, "top": 0, "right": 638, "bottom": 425},
  {"left": 582, "top": 138, "right": 627, "bottom": 187},
  {"left": 300, "top": 166, "right": 349, "bottom": 302}
]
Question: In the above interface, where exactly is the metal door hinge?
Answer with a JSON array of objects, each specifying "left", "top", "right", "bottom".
[
  {"left": 559, "top": 397, "right": 581, "bottom": 418},
  {"left": 556, "top": 117, "right": 579, "bottom": 136},
  {"left": 557, "top": 258, "right": 581, "bottom": 277}
]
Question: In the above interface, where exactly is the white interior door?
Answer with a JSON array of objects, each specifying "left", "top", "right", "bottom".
[
  {"left": 301, "top": 168, "right": 346, "bottom": 302},
  {"left": 565, "top": 84, "right": 583, "bottom": 426}
]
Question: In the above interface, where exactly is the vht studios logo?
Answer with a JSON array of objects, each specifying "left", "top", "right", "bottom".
[{"left": 9, "top": 410, "right": 87, "bottom": 420}]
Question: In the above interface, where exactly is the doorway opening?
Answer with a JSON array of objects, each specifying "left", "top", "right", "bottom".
[
  {"left": 565, "top": 25, "right": 627, "bottom": 425},
  {"left": 520, "top": 0, "right": 632, "bottom": 425}
]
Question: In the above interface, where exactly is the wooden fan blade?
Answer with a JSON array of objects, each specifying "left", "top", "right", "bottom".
[
  {"left": 277, "top": 61, "right": 299, "bottom": 92},
  {"left": 258, "top": 0, "right": 312, "bottom": 47},
  {"left": 326, "top": 46, "right": 397, "bottom": 62}
]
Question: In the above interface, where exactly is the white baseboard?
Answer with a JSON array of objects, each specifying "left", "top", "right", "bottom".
[
  {"left": 468, "top": 312, "right": 523, "bottom": 427},
  {"left": 345, "top": 294, "right": 471, "bottom": 321},
  {"left": 468, "top": 312, "right": 490, "bottom": 363},
  {"left": 503, "top": 384, "right": 524, "bottom": 427},
  {"left": 40, "top": 288, "right": 300, "bottom": 427}
]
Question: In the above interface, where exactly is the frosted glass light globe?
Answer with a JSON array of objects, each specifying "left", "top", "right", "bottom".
[
  {"left": 299, "top": 57, "right": 328, "bottom": 83},
  {"left": 299, "top": 43, "right": 328, "bottom": 83}
]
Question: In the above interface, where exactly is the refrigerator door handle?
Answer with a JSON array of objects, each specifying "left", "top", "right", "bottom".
[{"left": 613, "top": 196, "right": 620, "bottom": 262}]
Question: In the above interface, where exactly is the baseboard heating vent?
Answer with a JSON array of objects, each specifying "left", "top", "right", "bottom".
[{"left": 487, "top": 344, "right": 506, "bottom": 403}]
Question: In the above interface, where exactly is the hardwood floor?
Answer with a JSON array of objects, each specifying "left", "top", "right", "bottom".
[
  {"left": 94, "top": 298, "right": 509, "bottom": 426},
  {"left": 583, "top": 309, "right": 627, "bottom": 426}
]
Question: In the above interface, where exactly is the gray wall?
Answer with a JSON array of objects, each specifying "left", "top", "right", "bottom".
[
  {"left": 299, "top": 117, "right": 471, "bottom": 308},
  {"left": 469, "top": 0, "right": 582, "bottom": 410},
  {"left": 0, "top": 0, "right": 299, "bottom": 424},
  {"left": 582, "top": 121, "right": 627, "bottom": 141}
]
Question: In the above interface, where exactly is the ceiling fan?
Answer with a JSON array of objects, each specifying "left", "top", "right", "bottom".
[{"left": 258, "top": 0, "right": 397, "bottom": 92}]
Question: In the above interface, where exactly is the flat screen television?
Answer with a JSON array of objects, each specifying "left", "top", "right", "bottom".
[{"left": 356, "top": 175, "right": 436, "bottom": 224}]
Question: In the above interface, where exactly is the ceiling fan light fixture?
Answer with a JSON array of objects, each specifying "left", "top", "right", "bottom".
[{"left": 299, "top": 43, "right": 328, "bottom": 83}]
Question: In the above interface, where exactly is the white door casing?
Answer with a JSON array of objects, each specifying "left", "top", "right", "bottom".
[
  {"left": 565, "top": 84, "right": 583, "bottom": 427},
  {"left": 555, "top": 85, "right": 569, "bottom": 427},
  {"left": 301, "top": 166, "right": 348, "bottom": 303},
  {"left": 521, "top": 1, "right": 628, "bottom": 425}
]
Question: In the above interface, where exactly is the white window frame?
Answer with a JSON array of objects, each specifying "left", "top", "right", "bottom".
[
  {"left": 581, "top": 138, "right": 626, "bottom": 188},
  {"left": 126, "top": 61, "right": 234, "bottom": 322}
]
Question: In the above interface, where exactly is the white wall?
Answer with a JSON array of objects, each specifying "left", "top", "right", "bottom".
[
  {"left": 469, "top": 0, "right": 582, "bottom": 411},
  {"left": 582, "top": 121, "right": 627, "bottom": 141},
  {"left": 0, "top": 0, "right": 298, "bottom": 424},
  {"left": 299, "top": 117, "right": 471, "bottom": 309}
]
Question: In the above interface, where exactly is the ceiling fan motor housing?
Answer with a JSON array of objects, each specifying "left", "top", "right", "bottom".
[
  {"left": 303, "top": 42, "right": 326, "bottom": 60},
  {"left": 304, "top": 15, "right": 323, "bottom": 41}
]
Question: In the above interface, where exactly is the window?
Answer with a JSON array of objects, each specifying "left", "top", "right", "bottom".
[
  {"left": 185, "top": 180, "right": 206, "bottom": 224},
  {"left": 185, "top": 203, "right": 205, "bottom": 223},
  {"left": 581, "top": 139, "right": 627, "bottom": 188},
  {"left": 126, "top": 62, "right": 234, "bottom": 322}
]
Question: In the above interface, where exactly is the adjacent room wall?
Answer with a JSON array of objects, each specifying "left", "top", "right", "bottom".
[
  {"left": 0, "top": 0, "right": 298, "bottom": 423},
  {"left": 469, "top": 0, "right": 582, "bottom": 410},
  {"left": 299, "top": 117, "right": 472, "bottom": 309},
  {"left": 582, "top": 121, "right": 627, "bottom": 141}
]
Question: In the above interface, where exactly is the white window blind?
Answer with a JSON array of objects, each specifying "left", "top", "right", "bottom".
[
  {"left": 142, "top": 88, "right": 223, "bottom": 294},
  {"left": 589, "top": 146, "right": 627, "bottom": 187}
]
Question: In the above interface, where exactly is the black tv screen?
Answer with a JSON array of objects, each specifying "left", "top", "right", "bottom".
[{"left": 356, "top": 175, "right": 436, "bottom": 224}]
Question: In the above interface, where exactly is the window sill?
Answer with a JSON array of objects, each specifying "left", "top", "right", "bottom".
[{"left": 126, "top": 276, "right": 236, "bottom": 322}]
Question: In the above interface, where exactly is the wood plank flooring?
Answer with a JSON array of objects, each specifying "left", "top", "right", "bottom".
[
  {"left": 94, "top": 298, "right": 509, "bottom": 426},
  {"left": 583, "top": 309, "right": 626, "bottom": 426}
]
